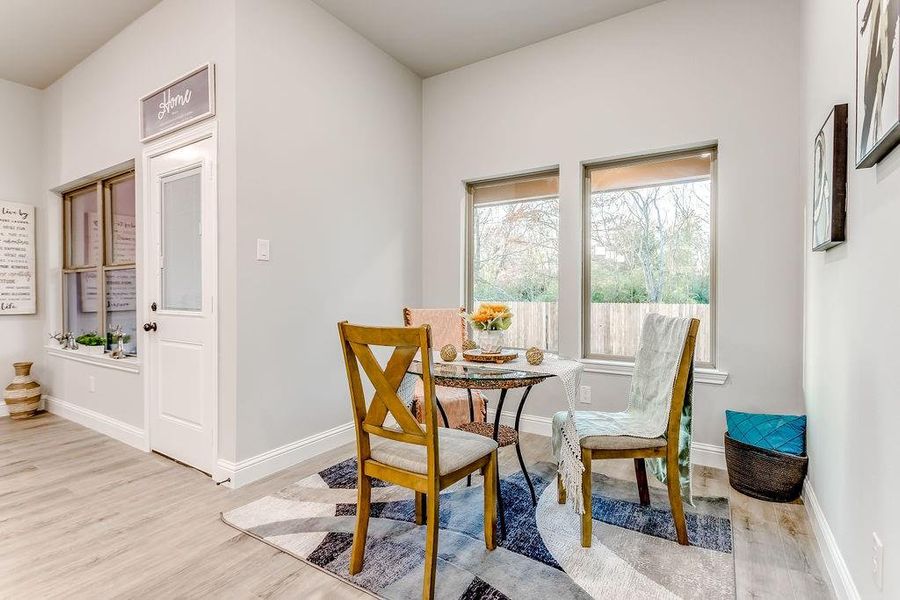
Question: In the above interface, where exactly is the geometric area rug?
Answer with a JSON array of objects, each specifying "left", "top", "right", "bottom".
[{"left": 222, "top": 459, "right": 735, "bottom": 599}]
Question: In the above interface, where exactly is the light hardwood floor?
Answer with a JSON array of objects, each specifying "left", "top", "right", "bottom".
[{"left": 0, "top": 413, "right": 834, "bottom": 599}]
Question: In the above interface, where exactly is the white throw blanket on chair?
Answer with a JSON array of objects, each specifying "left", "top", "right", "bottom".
[{"left": 552, "top": 313, "right": 693, "bottom": 513}]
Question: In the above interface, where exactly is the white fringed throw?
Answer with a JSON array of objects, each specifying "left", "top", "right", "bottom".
[{"left": 551, "top": 314, "right": 693, "bottom": 512}]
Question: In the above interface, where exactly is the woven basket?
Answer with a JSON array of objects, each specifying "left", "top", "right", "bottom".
[{"left": 724, "top": 433, "right": 808, "bottom": 502}]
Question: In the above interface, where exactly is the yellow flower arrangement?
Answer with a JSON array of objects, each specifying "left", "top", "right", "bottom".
[{"left": 462, "top": 302, "right": 514, "bottom": 331}]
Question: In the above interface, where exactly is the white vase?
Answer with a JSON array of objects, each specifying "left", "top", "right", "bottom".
[
  {"left": 478, "top": 329, "right": 504, "bottom": 354},
  {"left": 78, "top": 345, "right": 106, "bottom": 356}
]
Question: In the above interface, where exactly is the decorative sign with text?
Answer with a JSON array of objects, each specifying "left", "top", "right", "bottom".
[
  {"left": 0, "top": 201, "right": 36, "bottom": 315},
  {"left": 140, "top": 63, "right": 215, "bottom": 142}
]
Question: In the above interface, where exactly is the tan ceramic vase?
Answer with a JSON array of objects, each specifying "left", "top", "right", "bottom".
[{"left": 4, "top": 362, "right": 41, "bottom": 420}]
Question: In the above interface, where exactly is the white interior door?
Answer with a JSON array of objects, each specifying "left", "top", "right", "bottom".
[{"left": 145, "top": 134, "right": 217, "bottom": 474}]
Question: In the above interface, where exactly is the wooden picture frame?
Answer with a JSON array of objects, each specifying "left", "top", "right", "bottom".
[
  {"left": 139, "top": 63, "right": 215, "bottom": 143},
  {"left": 856, "top": 0, "right": 900, "bottom": 168},
  {"left": 812, "top": 104, "right": 848, "bottom": 251},
  {"left": 0, "top": 201, "right": 36, "bottom": 315}
]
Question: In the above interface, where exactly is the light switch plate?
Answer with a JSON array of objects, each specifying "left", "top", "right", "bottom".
[{"left": 256, "top": 239, "right": 270, "bottom": 261}]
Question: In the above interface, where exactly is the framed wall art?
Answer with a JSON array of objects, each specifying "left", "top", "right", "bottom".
[
  {"left": 813, "top": 104, "right": 848, "bottom": 251},
  {"left": 0, "top": 201, "right": 36, "bottom": 314},
  {"left": 856, "top": 0, "right": 900, "bottom": 168},
  {"left": 140, "top": 63, "right": 215, "bottom": 143}
]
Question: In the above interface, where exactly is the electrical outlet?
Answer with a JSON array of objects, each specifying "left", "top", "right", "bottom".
[
  {"left": 579, "top": 385, "right": 591, "bottom": 404},
  {"left": 88, "top": 376, "right": 95, "bottom": 393},
  {"left": 873, "top": 532, "right": 884, "bottom": 590}
]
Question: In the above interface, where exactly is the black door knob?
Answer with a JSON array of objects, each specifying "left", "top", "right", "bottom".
[{"left": 143, "top": 322, "right": 157, "bottom": 332}]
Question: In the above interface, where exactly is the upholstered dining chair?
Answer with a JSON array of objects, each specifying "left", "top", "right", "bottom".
[
  {"left": 338, "top": 321, "right": 499, "bottom": 600},
  {"left": 558, "top": 317, "right": 700, "bottom": 548},
  {"left": 403, "top": 307, "right": 487, "bottom": 429}
]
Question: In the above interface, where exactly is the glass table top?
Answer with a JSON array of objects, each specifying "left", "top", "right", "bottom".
[{"left": 407, "top": 361, "right": 552, "bottom": 383}]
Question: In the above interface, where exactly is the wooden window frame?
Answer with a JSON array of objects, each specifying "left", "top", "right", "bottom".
[
  {"left": 464, "top": 168, "right": 560, "bottom": 351},
  {"left": 581, "top": 146, "right": 718, "bottom": 367},
  {"left": 61, "top": 169, "right": 136, "bottom": 351}
]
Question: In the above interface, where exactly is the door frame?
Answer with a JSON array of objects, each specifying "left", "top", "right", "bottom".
[{"left": 141, "top": 120, "right": 220, "bottom": 478}]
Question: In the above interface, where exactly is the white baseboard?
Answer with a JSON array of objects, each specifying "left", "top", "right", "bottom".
[
  {"left": 803, "top": 479, "right": 860, "bottom": 600},
  {"left": 0, "top": 403, "right": 7, "bottom": 418},
  {"left": 486, "top": 407, "right": 553, "bottom": 437},
  {"left": 486, "top": 408, "right": 726, "bottom": 469},
  {"left": 44, "top": 395, "right": 147, "bottom": 451},
  {"left": 217, "top": 421, "right": 355, "bottom": 489},
  {"left": 692, "top": 442, "right": 726, "bottom": 470}
]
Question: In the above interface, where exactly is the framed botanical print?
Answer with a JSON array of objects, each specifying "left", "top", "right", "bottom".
[
  {"left": 856, "top": 0, "right": 900, "bottom": 168},
  {"left": 813, "top": 104, "right": 848, "bottom": 251}
]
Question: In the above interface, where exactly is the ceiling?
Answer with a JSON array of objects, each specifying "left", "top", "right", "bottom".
[
  {"left": 0, "top": 0, "right": 662, "bottom": 89},
  {"left": 311, "top": 0, "right": 664, "bottom": 77},
  {"left": 0, "top": 0, "right": 162, "bottom": 89}
]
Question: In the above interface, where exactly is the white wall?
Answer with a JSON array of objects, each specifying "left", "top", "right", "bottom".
[
  {"left": 0, "top": 79, "right": 44, "bottom": 399},
  {"left": 40, "top": 0, "right": 238, "bottom": 453},
  {"left": 802, "top": 0, "right": 898, "bottom": 597},
  {"left": 421, "top": 0, "right": 805, "bottom": 448},
  {"left": 233, "top": 0, "right": 423, "bottom": 460}
]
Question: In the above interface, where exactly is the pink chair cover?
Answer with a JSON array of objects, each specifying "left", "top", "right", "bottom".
[{"left": 403, "top": 307, "right": 486, "bottom": 428}]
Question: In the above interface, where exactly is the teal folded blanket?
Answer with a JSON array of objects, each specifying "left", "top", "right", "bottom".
[{"left": 726, "top": 410, "right": 806, "bottom": 456}]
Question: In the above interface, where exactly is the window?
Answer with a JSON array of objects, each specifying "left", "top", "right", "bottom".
[
  {"left": 583, "top": 148, "right": 715, "bottom": 365},
  {"left": 467, "top": 170, "right": 559, "bottom": 351},
  {"left": 62, "top": 170, "right": 137, "bottom": 355}
]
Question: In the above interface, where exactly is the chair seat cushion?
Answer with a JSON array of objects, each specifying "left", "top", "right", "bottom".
[
  {"left": 580, "top": 434, "right": 667, "bottom": 450},
  {"left": 371, "top": 427, "right": 498, "bottom": 475}
]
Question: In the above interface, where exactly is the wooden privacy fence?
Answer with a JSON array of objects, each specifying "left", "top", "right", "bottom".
[{"left": 494, "top": 301, "right": 710, "bottom": 362}]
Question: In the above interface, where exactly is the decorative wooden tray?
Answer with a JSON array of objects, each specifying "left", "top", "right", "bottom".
[{"left": 462, "top": 349, "right": 518, "bottom": 364}]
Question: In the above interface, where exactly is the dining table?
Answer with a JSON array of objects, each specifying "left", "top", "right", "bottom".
[{"left": 406, "top": 358, "right": 555, "bottom": 539}]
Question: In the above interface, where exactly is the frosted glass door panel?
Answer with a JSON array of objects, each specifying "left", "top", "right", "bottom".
[{"left": 161, "top": 169, "right": 202, "bottom": 311}]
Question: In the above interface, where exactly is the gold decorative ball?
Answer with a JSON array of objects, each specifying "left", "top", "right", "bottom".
[
  {"left": 462, "top": 339, "right": 477, "bottom": 352},
  {"left": 525, "top": 346, "right": 544, "bottom": 365},
  {"left": 440, "top": 344, "right": 458, "bottom": 362}
]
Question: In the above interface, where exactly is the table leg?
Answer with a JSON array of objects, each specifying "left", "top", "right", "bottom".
[
  {"left": 435, "top": 399, "right": 449, "bottom": 428},
  {"left": 465, "top": 388, "right": 476, "bottom": 486},
  {"left": 513, "top": 386, "right": 537, "bottom": 506},
  {"left": 493, "top": 388, "right": 508, "bottom": 540}
]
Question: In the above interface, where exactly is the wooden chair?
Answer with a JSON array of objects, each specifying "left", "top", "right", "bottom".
[
  {"left": 558, "top": 318, "right": 699, "bottom": 548},
  {"left": 402, "top": 307, "right": 487, "bottom": 429},
  {"left": 338, "top": 322, "right": 499, "bottom": 600}
]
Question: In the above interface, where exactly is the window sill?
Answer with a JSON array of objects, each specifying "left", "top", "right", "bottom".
[
  {"left": 580, "top": 358, "right": 728, "bottom": 385},
  {"left": 45, "top": 346, "right": 141, "bottom": 374}
]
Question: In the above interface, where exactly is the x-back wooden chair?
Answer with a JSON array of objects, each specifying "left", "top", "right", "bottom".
[
  {"left": 338, "top": 322, "right": 499, "bottom": 600},
  {"left": 558, "top": 318, "right": 700, "bottom": 548}
]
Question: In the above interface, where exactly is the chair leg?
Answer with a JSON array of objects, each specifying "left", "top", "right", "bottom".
[
  {"left": 415, "top": 492, "right": 426, "bottom": 525},
  {"left": 349, "top": 474, "right": 371, "bottom": 575},
  {"left": 666, "top": 454, "right": 689, "bottom": 546},
  {"left": 634, "top": 458, "right": 650, "bottom": 506},
  {"left": 557, "top": 472, "right": 566, "bottom": 504},
  {"left": 483, "top": 451, "right": 497, "bottom": 550},
  {"left": 581, "top": 447, "right": 592, "bottom": 548},
  {"left": 422, "top": 488, "right": 440, "bottom": 600}
]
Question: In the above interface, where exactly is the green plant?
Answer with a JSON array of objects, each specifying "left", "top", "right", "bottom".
[{"left": 75, "top": 332, "right": 106, "bottom": 347}]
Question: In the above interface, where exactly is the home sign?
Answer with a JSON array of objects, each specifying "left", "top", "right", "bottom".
[{"left": 140, "top": 63, "right": 215, "bottom": 142}]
